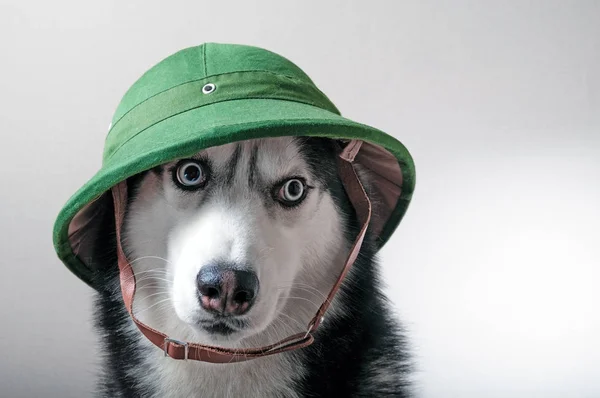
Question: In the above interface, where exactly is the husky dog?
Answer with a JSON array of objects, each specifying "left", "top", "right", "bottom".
[{"left": 90, "top": 136, "right": 411, "bottom": 397}]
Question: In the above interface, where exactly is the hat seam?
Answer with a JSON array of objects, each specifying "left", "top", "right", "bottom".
[
  {"left": 105, "top": 98, "right": 343, "bottom": 163},
  {"left": 202, "top": 43, "right": 208, "bottom": 76},
  {"left": 109, "top": 70, "right": 322, "bottom": 135}
]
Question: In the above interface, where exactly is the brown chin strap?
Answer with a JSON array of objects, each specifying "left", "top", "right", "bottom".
[{"left": 111, "top": 140, "right": 371, "bottom": 363}]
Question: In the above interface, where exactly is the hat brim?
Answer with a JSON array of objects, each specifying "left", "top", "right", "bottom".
[{"left": 53, "top": 98, "right": 415, "bottom": 287}]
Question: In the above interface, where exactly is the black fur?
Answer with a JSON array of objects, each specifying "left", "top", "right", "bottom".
[
  {"left": 248, "top": 144, "right": 259, "bottom": 188},
  {"left": 88, "top": 137, "right": 412, "bottom": 397},
  {"left": 225, "top": 143, "right": 242, "bottom": 186}
]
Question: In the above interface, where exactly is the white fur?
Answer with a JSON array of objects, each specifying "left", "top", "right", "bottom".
[{"left": 119, "top": 137, "right": 349, "bottom": 397}]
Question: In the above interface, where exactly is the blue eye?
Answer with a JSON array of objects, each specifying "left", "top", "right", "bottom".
[
  {"left": 277, "top": 178, "right": 306, "bottom": 205},
  {"left": 175, "top": 161, "right": 206, "bottom": 188}
]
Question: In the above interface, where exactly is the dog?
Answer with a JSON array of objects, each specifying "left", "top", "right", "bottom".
[{"left": 89, "top": 136, "right": 411, "bottom": 397}]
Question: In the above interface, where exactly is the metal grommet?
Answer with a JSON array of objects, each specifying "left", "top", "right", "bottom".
[{"left": 202, "top": 83, "right": 216, "bottom": 94}]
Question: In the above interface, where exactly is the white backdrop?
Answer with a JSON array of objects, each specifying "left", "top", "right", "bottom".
[{"left": 1, "top": 1, "right": 598, "bottom": 397}]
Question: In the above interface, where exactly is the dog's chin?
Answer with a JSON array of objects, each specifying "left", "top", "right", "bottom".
[
  {"left": 190, "top": 323, "right": 244, "bottom": 344},
  {"left": 183, "top": 316, "right": 265, "bottom": 345},
  {"left": 173, "top": 297, "right": 283, "bottom": 346}
]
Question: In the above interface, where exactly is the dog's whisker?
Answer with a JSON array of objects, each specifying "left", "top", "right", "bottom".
[
  {"left": 259, "top": 318, "right": 287, "bottom": 347},
  {"left": 280, "top": 296, "right": 322, "bottom": 310},
  {"left": 134, "top": 285, "right": 170, "bottom": 292},
  {"left": 128, "top": 255, "right": 173, "bottom": 266},
  {"left": 132, "top": 271, "right": 171, "bottom": 277},
  {"left": 119, "top": 269, "right": 172, "bottom": 284},
  {"left": 132, "top": 280, "right": 170, "bottom": 287},
  {"left": 277, "top": 281, "right": 327, "bottom": 291},
  {"left": 128, "top": 268, "right": 170, "bottom": 274},
  {"left": 276, "top": 284, "right": 329, "bottom": 301},
  {"left": 276, "top": 281, "right": 324, "bottom": 290},
  {"left": 133, "top": 276, "right": 173, "bottom": 284},
  {"left": 271, "top": 309, "right": 306, "bottom": 334},
  {"left": 136, "top": 291, "right": 171, "bottom": 301},
  {"left": 133, "top": 299, "right": 172, "bottom": 316},
  {"left": 133, "top": 274, "right": 172, "bottom": 282},
  {"left": 277, "top": 287, "right": 327, "bottom": 302},
  {"left": 265, "top": 317, "right": 285, "bottom": 345},
  {"left": 269, "top": 319, "right": 299, "bottom": 345}
]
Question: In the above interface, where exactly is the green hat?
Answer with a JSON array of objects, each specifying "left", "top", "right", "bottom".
[{"left": 52, "top": 42, "right": 416, "bottom": 289}]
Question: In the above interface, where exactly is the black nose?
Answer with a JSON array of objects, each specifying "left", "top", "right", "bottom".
[{"left": 196, "top": 265, "right": 259, "bottom": 316}]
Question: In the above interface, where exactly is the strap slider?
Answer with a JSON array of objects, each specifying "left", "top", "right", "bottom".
[{"left": 164, "top": 337, "right": 189, "bottom": 360}]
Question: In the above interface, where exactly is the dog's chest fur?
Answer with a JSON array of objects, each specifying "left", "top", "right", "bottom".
[{"left": 127, "top": 331, "right": 302, "bottom": 398}]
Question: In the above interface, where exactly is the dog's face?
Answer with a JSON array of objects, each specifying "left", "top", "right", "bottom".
[{"left": 123, "top": 137, "right": 347, "bottom": 345}]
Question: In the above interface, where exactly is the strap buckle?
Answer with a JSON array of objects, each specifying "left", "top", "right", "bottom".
[{"left": 164, "top": 337, "right": 189, "bottom": 360}]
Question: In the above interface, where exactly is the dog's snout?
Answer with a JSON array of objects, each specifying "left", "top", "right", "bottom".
[{"left": 196, "top": 265, "right": 259, "bottom": 316}]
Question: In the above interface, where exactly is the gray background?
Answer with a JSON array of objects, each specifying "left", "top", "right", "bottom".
[{"left": 1, "top": 1, "right": 599, "bottom": 397}]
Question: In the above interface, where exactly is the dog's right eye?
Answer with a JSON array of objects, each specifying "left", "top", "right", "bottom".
[{"left": 174, "top": 160, "right": 207, "bottom": 189}]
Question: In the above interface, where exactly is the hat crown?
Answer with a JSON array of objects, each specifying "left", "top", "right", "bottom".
[{"left": 112, "top": 43, "right": 315, "bottom": 125}]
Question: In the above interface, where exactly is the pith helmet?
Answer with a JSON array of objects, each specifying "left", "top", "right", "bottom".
[{"left": 52, "top": 42, "right": 416, "bottom": 289}]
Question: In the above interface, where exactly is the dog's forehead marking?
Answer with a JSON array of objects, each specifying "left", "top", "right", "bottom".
[
  {"left": 199, "top": 137, "right": 308, "bottom": 185},
  {"left": 254, "top": 138, "right": 308, "bottom": 179}
]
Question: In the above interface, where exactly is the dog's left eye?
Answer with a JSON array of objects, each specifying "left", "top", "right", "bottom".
[
  {"left": 174, "top": 160, "right": 207, "bottom": 189},
  {"left": 277, "top": 178, "right": 306, "bottom": 206}
]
